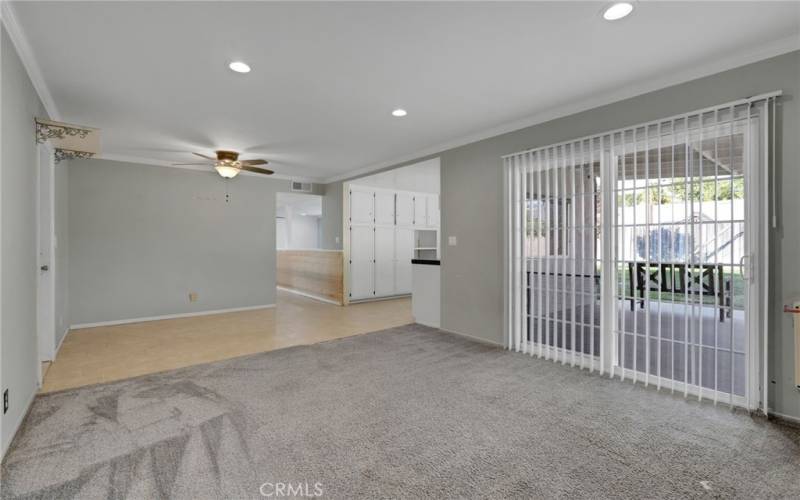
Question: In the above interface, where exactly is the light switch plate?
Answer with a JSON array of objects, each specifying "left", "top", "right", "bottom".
[{"left": 448, "top": 236, "right": 457, "bottom": 246}]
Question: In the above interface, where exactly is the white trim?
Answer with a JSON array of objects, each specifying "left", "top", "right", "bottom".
[
  {"left": 277, "top": 286, "right": 341, "bottom": 305},
  {"left": 70, "top": 304, "right": 276, "bottom": 330},
  {"left": 276, "top": 248, "right": 342, "bottom": 253},
  {"left": 324, "top": 36, "right": 799, "bottom": 184},
  {"left": 439, "top": 327, "right": 504, "bottom": 348},
  {"left": 348, "top": 294, "right": 411, "bottom": 304},
  {"left": 769, "top": 410, "right": 800, "bottom": 427},
  {"left": 0, "top": 384, "right": 37, "bottom": 460},
  {"left": 53, "top": 327, "right": 69, "bottom": 359},
  {"left": 0, "top": 2, "right": 60, "bottom": 120}
]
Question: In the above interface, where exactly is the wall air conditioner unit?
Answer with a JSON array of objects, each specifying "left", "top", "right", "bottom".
[{"left": 291, "top": 180, "right": 314, "bottom": 193}]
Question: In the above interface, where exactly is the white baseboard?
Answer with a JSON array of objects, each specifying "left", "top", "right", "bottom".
[
  {"left": 769, "top": 409, "right": 800, "bottom": 427},
  {"left": 52, "top": 326, "right": 69, "bottom": 359},
  {"left": 438, "top": 327, "right": 504, "bottom": 347},
  {"left": 70, "top": 304, "right": 276, "bottom": 329},
  {"left": 277, "top": 286, "right": 342, "bottom": 305},
  {"left": 414, "top": 319, "right": 441, "bottom": 329},
  {"left": 348, "top": 294, "right": 411, "bottom": 305},
  {"left": 1, "top": 384, "right": 38, "bottom": 460}
]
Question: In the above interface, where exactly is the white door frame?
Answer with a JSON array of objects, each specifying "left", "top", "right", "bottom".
[{"left": 36, "top": 142, "right": 56, "bottom": 383}]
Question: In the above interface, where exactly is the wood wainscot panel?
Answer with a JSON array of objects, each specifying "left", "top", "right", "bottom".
[{"left": 277, "top": 250, "right": 344, "bottom": 304}]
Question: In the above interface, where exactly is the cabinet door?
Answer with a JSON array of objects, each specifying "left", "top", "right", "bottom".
[
  {"left": 350, "top": 188, "right": 374, "bottom": 224},
  {"left": 349, "top": 225, "right": 374, "bottom": 299},
  {"left": 396, "top": 193, "right": 414, "bottom": 226},
  {"left": 374, "top": 226, "right": 395, "bottom": 296},
  {"left": 394, "top": 261, "right": 412, "bottom": 295},
  {"left": 374, "top": 191, "right": 395, "bottom": 225},
  {"left": 394, "top": 227, "right": 415, "bottom": 294},
  {"left": 413, "top": 195, "right": 427, "bottom": 226},
  {"left": 426, "top": 194, "right": 440, "bottom": 227}
]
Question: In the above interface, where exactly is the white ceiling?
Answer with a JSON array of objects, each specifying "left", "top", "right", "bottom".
[{"left": 9, "top": 1, "right": 800, "bottom": 182}]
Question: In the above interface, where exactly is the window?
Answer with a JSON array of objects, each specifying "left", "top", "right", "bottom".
[{"left": 528, "top": 198, "right": 572, "bottom": 257}]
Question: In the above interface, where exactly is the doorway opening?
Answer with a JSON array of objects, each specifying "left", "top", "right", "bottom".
[{"left": 276, "top": 192, "right": 343, "bottom": 304}]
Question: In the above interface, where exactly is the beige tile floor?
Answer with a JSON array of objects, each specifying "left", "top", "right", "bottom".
[{"left": 41, "top": 290, "right": 412, "bottom": 393}]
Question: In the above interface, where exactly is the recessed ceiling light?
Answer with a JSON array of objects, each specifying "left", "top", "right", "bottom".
[
  {"left": 228, "top": 61, "right": 251, "bottom": 73},
  {"left": 603, "top": 2, "right": 634, "bottom": 21},
  {"left": 391, "top": 108, "right": 407, "bottom": 117}
]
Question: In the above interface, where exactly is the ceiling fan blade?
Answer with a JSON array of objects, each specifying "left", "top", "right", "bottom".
[
  {"left": 172, "top": 162, "right": 213, "bottom": 166},
  {"left": 241, "top": 165, "right": 274, "bottom": 175},
  {"left": 240, "top": 159, "right": 268, "bottom": 166},
  {"left": 192, "top": 152, "right": 216, "bottom": 160}
]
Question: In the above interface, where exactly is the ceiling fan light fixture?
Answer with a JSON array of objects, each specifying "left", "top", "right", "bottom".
[{"left": 215, "top": 164, "right": 241, "bottom": 178}]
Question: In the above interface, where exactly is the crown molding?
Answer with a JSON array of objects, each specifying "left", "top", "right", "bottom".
[
  {"left": 323, "top": 33, "right": 800, "bottom": 184},
  {"left": 93, "top": 153, "right": 322, "bottom": 183},
  {"left": 1, "top": 1, "right": 60, "bottom": 120}
]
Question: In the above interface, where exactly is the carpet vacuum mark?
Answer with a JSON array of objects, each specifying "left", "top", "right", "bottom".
[{"left": 2, "top": 324, "right": 799, "bottom": 499}]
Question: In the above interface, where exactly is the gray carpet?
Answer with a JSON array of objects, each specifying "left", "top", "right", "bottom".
[{"left": 2, "top": 324, "right": 799, "bottom": 499}]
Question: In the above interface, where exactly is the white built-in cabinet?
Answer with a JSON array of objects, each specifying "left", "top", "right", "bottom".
[{"left": 347, "top": 185, "right": 439, "bottom": 301}]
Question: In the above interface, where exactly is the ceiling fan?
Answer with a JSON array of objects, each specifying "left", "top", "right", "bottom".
[{"left": 173, "top": 150, "right": 274, "bottom": 179}]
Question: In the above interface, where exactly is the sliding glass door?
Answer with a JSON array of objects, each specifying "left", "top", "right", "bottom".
[
  {"left": 505, "top": 97, "right": 775, "bottom": 411},
  {"left": 610, "top": 107, "right": 759, "bottom": 406}
]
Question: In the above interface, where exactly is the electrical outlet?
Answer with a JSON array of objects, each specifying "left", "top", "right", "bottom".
[
  {"left": 4, "top": 389, "right": 8, "bottom": 414},
  {"left": 189, "top": 292, "right": 198, "bottom": 302}
]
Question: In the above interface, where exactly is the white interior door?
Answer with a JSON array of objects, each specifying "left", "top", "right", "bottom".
[
  {"left": 350, "top": 188, "right": 374, "bottom": 224},
  {"left": 349, "top": 225, "right": 374, "bottom": 299},
  {"left": 375, "top": 192, "right": 395, "bottom": 225},
  {"left": 37, "top": 144, "right": 56, "bottom": 373},
  {"left": 394, "top": 227, "right": 414, "bottom": 294},
  {"left": 396, "top": 193, "right": 414, "bottom": 226},
  {"left": 374, "top": 226, "right": 395, "bottom": 296},
  {"left": 413, "top": 195, "right": 427, "bottom": 226}
]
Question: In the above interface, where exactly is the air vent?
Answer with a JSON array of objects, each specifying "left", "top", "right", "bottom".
[{"left": 291, "top": 180, "right": 313, "bottom": 193}]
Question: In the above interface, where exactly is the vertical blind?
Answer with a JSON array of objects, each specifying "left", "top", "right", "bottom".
[{"left": 505, "top": 93, "right": 778, "bottom": 411}]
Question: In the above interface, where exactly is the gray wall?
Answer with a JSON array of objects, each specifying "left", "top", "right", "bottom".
[
  {"left": 68, "top": 159, "right": 284, "bottom": 325},
  {"left": 346, "top": 51, "right": 799, "bottom": 419},
  {"left": 320, "top": 181, "right": 343, "bottom": 250},
  {"left": 0, "top": 25, "right": 47, "bottom": 454}
]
